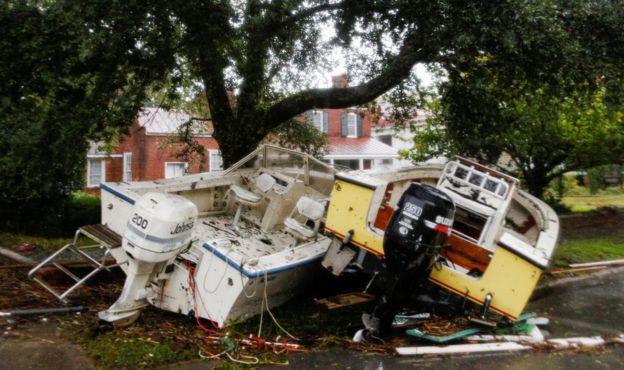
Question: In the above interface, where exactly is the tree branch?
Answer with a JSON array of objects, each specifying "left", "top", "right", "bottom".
[
  {"left": 264, "top": 31, "right": 434, "bottom": 127},
  {"left": 284, "top": 2, "right": 344, "bottom": 25},
  {"left": 260, "top": 1, "right": 345, "bottom": 32}
]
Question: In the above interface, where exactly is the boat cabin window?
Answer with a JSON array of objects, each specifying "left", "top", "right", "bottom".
[
  {"left": 441, "top": 207, "right": 494, "bottom": 278},
  {"left": 373, "top": 183, "right": 395, "bottom": 231},
  {"left": 452, "top": 206, "right": 489, "bottom": 245}
]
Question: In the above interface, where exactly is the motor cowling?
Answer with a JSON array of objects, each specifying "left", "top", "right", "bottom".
[
  {"left": 99, "top": 192, "right": 198, "bottom": 327},
  {"left": 123, "top": 192, "right": 198, "bottom": 263},
  {"left": 383, "top": 183, "right": 455, "bottom": 273}
]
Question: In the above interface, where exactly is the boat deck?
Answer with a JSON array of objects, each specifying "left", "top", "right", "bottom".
[{"left": 191, "top": 215, "right": 298, "bottom": 260}]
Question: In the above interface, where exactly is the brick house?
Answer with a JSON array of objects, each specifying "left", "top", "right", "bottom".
[
  {"left": 85, "top": 107, "right": 222, "bottom": 195},
  {"left": 304, "top": 75, "right": 398, "bottom": 170},
  {"left": 371, "top": 105, "right": 446, "bottom": 166}
]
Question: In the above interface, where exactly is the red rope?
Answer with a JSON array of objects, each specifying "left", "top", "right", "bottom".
[
  {"left": 184, "top": 260, "right": 299, "bottom": 353},
  {"left": 185, "top": 260, "right": 220, "bottom": 334}
]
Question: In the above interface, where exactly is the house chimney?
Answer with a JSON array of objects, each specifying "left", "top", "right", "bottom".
[{"left": 332, "top": 74, "right": 348, "bottom": 88}]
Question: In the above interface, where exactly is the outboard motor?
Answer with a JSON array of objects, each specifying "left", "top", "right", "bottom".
[
  {"left": 363, "top": 183, "right": 454, "bottom": 336},
  {"left": 383, "top": 183, "right": 455, "bottom": 273},
  {"left": 99, "top": 192, "right": 198, "bottom": 326}
]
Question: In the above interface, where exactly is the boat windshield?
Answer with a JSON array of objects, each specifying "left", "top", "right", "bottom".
[
  {"left": 225, "top": 145, "right": 335, "bottom": 194},
  {"left": 442, "top": 161, "right": 510, "bottom": 199}
]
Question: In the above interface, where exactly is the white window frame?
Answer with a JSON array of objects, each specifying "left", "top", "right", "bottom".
[
  {"left": 209, "top": 149, "right": 224, "bottom": 172},
  {"left": 312, "top": 110, "right": 324, "bottom": 132},
  {"left": 87, "top": 158, "right": 106, "bottom": 188},
  {"left": 122, "top": 152, "right": 132, "bottom": 182},
  {"left": 347, "top": 112, "right": 358, "bottom": 138},
  {"left": 164, "top": 161, "right": 188, "bottom": 179}
]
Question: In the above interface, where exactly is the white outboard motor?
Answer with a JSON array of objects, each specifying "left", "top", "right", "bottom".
[{"left": 99, "top": 192, "right": 198, "bottom": 326}]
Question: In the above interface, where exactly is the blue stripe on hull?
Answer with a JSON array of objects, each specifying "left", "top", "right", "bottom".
[
  {"left": 201, "top": 242, "right": 323, "bottom": 278},
  {"left": 100, "top": 183, "right": 136, "bottom": 204}
]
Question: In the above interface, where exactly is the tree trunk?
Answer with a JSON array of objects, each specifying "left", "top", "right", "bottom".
[
  {"left": 212, "top": 116, "right": 268, "bottom": 168},
  {"left": 522, "top": 165, "right": 550, "bottom": 199}
]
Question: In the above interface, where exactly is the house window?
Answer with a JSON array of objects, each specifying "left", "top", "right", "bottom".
[
  {"left": 123, "top": 152, "right": 132, "bottom": 182},
  {"left": 209, "top": 150, "right": 224, "bottom": 172},
  {"left": 334, "top": 159, "right": 360, "bottom": 170},
  {"left": 87, "top": 158, "right": 105, "bottom": 188},
  {"left": 309, "top": 110, "right": 328, "bottom": 133},
  {"left": 377, "top": 135, "right": 392, "bottom": 146},
  {"left": 165, "top": 162, "right": 187, "bottom": 179},
  {"left": 312, "top": 110, "right": 323, "bottom": 131},
  {"left": 347, "top": 113, "right": 358, "bottom": 137}
]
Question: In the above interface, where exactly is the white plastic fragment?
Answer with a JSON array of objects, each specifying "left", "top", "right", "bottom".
[
  {"left": 526, "top": 317, "right": 550, "bottom": 326},
  {"left": 396, "top": 342, "right": 532, "bottom": 356},
  {"left": 397, "top": 333, "right": 624, "bottom": 356},
  {"left": 569, "top": 259, "right": 624, "bottom": 268},
  {"left": 546, "top": 336, "right": 606, "bottom": 349},
  {"left": 466, "top": 325, "right": 545, "bottom": 344}
]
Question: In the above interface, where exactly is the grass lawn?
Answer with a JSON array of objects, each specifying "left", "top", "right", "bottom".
[
  {"left": 561, "top": 194, "right": 624, "bottom": 212},
  {"left": 0, "top": 232, "right": 73, "bottom": 252},
  {"left": 551, "top": 232, "right": 624, "bottom": 268}
]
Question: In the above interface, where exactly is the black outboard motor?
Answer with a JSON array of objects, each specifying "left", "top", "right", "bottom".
[{"left": 363, "top": 183, "right": 455, "bottom": 336}]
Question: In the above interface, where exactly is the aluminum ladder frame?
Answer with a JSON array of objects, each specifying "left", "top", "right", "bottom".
[{"left": 28, "top": 224, "right": 123, "bottom": 302}]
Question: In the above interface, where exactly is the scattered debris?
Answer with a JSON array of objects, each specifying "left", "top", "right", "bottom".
[
  {"left": 545, "top": 334, "right": 624, "bottom": 349},
  {"left": 569, "top": 259, "right": 624, "bottom": 268},
  {"left": 468, "top": 317, "right": 498, "bottom": 328},
  {"left": 0, "top": 306, "right": 85, "bottom": 317},
  {"left": 14, "top": 243, "right": 35, "bottom": 253},
  {"left": 0, "top": 246, "right": 37, "bottom": 265},
  {"left": 392, "top": 312, "right": 431, "bottom": 328},
  {"left": 549, "top": 266, "right": 608, "bottom": 275},
  {"left": 525, "top": 317, "right": 549, "bottom": 326},
  {"left": 549, "top": 259, "right": 624, "bottom": 275},
  {"left": 396, "top": 341, "right": 532, "bottom": 356},
  {"left": 315, "top": 292, "right": 376, "bottom": 310},
  {"left": 406, "top": 328, "right": 481, "bottom": 343},
  {"left": 466, "top": 326, "right": 544, "bottom": 343},
  {"left": 396, "top": 335, "right": 624, "bottom": 356}
]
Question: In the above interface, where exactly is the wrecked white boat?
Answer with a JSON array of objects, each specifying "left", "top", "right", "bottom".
[{"left": 90, "top": 145, "right": 335, "bottom": 326}]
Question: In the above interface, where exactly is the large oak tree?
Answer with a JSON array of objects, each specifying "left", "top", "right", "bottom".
[{"left": 1, "top": 0, "right": 623, "bottom": 232}]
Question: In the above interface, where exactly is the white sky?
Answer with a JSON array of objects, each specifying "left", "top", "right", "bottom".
[{"left": 320, "top": 24, "right": 435, "bottom": 89}]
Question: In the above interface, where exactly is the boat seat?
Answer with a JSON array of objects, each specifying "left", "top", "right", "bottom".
[
  {"left": 230, "top": 185, "right": 262, "bottom": 205},
  {"left": 230, "top": 173, "right": 276, "bottom": 229},
  {"left": 284, "top": 196, "right": 325, "bottom": 240}
]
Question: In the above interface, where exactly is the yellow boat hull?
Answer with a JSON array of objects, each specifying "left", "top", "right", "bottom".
[{"left": 325, "top": 177, "right": 543, "bottom": 320}]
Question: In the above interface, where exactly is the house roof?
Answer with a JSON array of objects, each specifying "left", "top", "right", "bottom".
[
  {"left": 374, "top": 104, "right": 429, "bottom": 128},
  {"left": 138, "top": 107, "right": 212, "bottom": 136},
  {"left": 325, "top": 137, "right": 399, "bottom": 159}
]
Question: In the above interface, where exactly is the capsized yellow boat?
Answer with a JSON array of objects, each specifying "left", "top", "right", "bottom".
[{"left": 322, "top": 158, "right": 559, "bottom": 322}]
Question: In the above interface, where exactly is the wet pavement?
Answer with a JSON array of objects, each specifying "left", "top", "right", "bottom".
[
  {"left": 0, "top": 320, "right": 94, "bottom": 370},
  {"left": 529, "top": 268, "right": 624, "bottom": 338}
]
